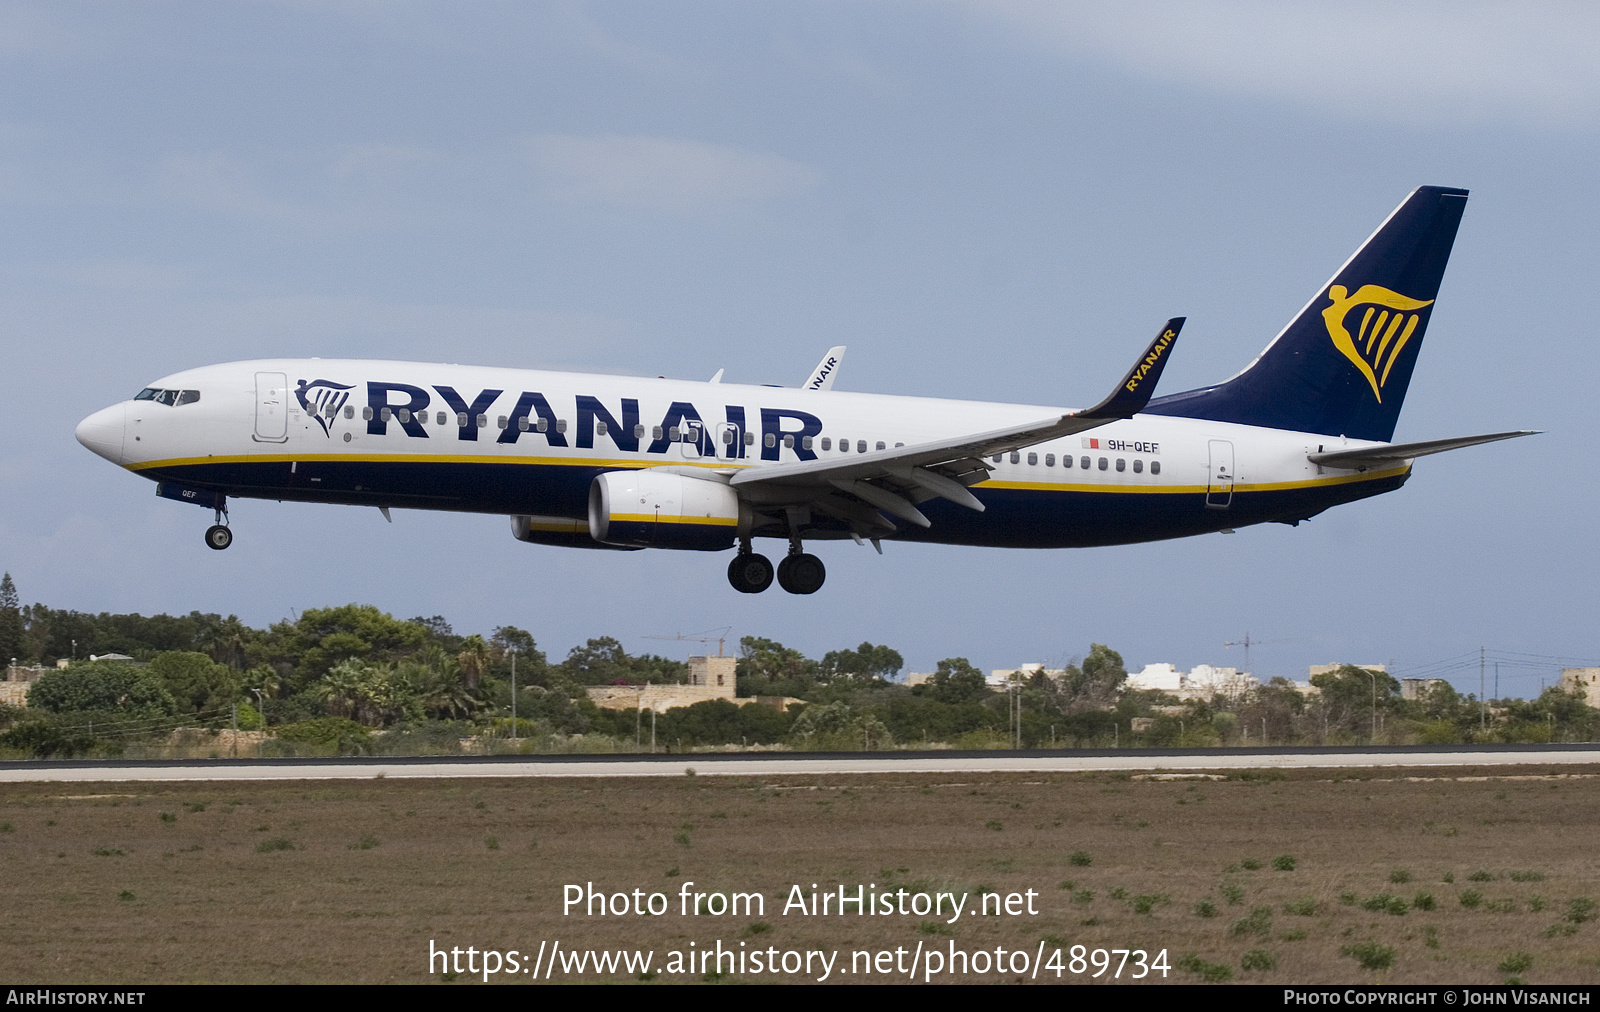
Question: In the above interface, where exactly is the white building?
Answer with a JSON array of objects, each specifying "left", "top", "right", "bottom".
[{"left": 1126, "top": 662, "right": 1259, "bottom": 701}]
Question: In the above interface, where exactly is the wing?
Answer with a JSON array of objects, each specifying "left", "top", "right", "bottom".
[{"left": 729, "top": 319, "right": 1183, "bottom": 533}]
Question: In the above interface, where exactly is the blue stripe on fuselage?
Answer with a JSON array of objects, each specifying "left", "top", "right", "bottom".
[{"left": 134, "top": 459, "right": 1407, "bottom": 549}]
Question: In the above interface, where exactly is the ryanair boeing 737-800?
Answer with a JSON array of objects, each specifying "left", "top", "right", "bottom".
[{"left": 75, "top": 186, "right": 1532, "bottom": 595}]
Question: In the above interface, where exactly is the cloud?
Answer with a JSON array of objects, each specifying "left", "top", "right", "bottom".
[
  {"left": 522, "top": 134, "right": 819, "bottom": 213},
  {"left": 979, "top": 1, "right": 1600, "bottom": 128}
]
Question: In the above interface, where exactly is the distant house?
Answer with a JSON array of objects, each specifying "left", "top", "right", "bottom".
[
  {"left": 1126, "top": 663, "right": 1259, "bottom": 701},
  {"left": 1560, "top": 668, "right": 1600, "bottom": 708}
]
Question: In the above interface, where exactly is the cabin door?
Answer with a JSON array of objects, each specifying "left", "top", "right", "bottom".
[
  {"left": 254, "top": 372, "right": 289, "bottom": 443},
  {"left": 1207, "top": 439, "right": 1234, "bottom": 508}
]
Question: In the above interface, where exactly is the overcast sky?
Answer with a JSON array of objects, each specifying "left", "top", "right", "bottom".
[{"left": 3, "top": 2, "right": 1597, "bottom": 696}]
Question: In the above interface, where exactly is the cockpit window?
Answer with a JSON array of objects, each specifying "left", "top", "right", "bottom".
[{"left": 135, "top": 388, "right": 201, "bottom": 406}]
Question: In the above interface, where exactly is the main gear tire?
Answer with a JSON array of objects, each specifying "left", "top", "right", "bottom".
[
  {"left": 776, "top": 553, "right": 825, "bottom": 595},
  {"left": 727, "top": 552, "right": 774, "bottom": 593}
]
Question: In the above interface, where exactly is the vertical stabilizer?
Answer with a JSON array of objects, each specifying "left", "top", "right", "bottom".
[{"left": 1145, "top": 186, "right": 1468, "bottom": 442}]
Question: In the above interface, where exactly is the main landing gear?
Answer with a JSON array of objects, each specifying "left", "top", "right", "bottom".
[{"left": 727, "top": 537, "right": 825, "bottom": 595}]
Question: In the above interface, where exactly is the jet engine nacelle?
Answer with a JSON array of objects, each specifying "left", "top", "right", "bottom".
[
  {"left": 588, "top": 469, "right": 745, "bottom": 551},
  {"left": 511, "top": 514, "right": 641, "bottom": 550}
]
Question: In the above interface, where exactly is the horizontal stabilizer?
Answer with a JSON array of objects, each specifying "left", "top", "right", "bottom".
[{"left": 1307, "top": 430, "right": 1539, "bottom": 471}]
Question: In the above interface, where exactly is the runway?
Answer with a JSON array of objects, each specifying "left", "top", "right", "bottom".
[{"left": 2, "top": 743, "right": 1598, "bottom": 782}]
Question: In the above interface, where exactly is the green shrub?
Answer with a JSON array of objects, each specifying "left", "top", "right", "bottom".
[
  {"left": 1341, "top": 941, "right": 1395, "bottom": 971},
  {"left": 1283, "top": 897, "right": 1319, "bottom": 916},
  {"left": 919, "top": 920, "right": 952, "bottom": 936},
  {"left": 1222, "top": 884, "right": 1245, "bottom": 905},
  {"left": 1241, "top": 858, "right": 1262, "bottom": 870},
  {"left": 1467, "top": 871, "right": 1495, "bottom": 882},
  {"left": 1389, "top": 869, "right": 1411, "bottom": 883},
  {"left": 1069, "top": 851, "right": 1092, "bottom": 867},
  {"left": 1272, "top": 855, "right": 1296, "bottom": 872},
  {"left": 1193, "top": 900, "right": 1217, "bottom": 918},
  {"left": 272, "top": 717, "right": 373, "bottom": 755},
  {"left": 1459, "top": 890, "right": 1483, "bottom": 909},
  {"left": 1176, "top": 953, "right": 1233, "bottom": 983},
  {"left": 255, "top": 838, "right": 294, "bottom": 853},
  {"left": 1072, "top": 890, "right": 1092, "bottom": 906},
  {"left": 1509, "top": 870, "right": 1545, "bottom": 883},
  {"left": 1131, "top": 893, "right": 1168, "bottom": 915},
  {"left": 1240, "top": 949, "right": 1276, "bottom": 972},
  {"left": 1498, "top": 952, "right": 1533, "bottom": 974},
  {"left": 1361, "top": 893, "right": 1408, "bottom": 915},
  {"left": 1566, "top": 898, "right": 1596, "bottom": 924},
  {"left": 117, "top": 890, "right": 134, "bottom": 902},
  {"left": 1229, "top": 906, "right": 1272, "bottom": 938},
  {"left": 1412, "top": 891, "right": 1436, "bottom": 911}
]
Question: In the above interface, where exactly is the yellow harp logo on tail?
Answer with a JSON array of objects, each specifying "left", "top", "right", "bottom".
[{"left": 1321, "top": 284, "right": 1434, "bottom": 402}]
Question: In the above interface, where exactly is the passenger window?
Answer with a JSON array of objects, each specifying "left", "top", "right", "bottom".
[
  {"left": 398, "top": 408, "right": 411, "bottom": 422},
  {"left": 536, "top": 417, "right": 548, "bottom": 432},
  {"left": 857, "top": 440, "right": 867, "bottom": 453},
  {"left": 841, "top": 440, "right": 850, "bottom": 453},
  {"left": 653, "top": 425, "right": 664, "bottom": 440},
  {"left": 876, "top": 441, "right": 885, "bottom": 451},
  {"left": 1116, "top": 458, "right": 1125, "bottom": 472},
  {"left": 1133, "top": 459, "right": 1143, "bottom": 473},
  {"left": 500, "top": 416, "right": 510, "bottom": 430},
  {"left": 556, "top": 419, "right": 568, "bottom": 433},
  {"left": 802, "top": 436, "right": 813, "bottom": 450},
  {"left": 722, "top": 429, "right": 734, "bottom": 444},
  {"left": 362, "top": 406, "right": 374, "bottom": 420},
  {"left": 436, "top": 411, "right": 447, "bottom": 425},
  {"left": 455, "top": 412, "right": 467, "bottom": 427},
  {"left": 669, "top": 427, "right": 681, "bottom": 441},
  {"left": 1098, "top": 457, "right": 1108, "bottom": 471},
  {"left": 1009, "top": 451, "right": 1019, "bottom": 464},
  {"left": 1045, "top": 454, "right": 1055, "bottom": 467},
  {"left": 596, "top": 420, "right": 607, "bottom": 436},
  {"left": 1027, "top": 452, "right": 1037, "bottom": 466},
  {"left": 476, "top": 414, "right": 487, "bottom": 428},
  {"left": 744, "top": 431, "right": 754, "bottom": 445},
  {"left": 381, "top": 407, "right": 393, "bottom": 421},
  {"left": 518, "top": 417, "right": 529, "bottom": 431},
  {"left": 821, "top": 437, "right": 831, "bottom": 451},
  {"left": 175, "top": 390, "right": 200, "bottom": 406},
  {"left": 1080, "top": 456, "right": 1090, "bottom": 469},
  {"left": 1150, "top": 461, "right": 1161, "bottom": 475},
  {"left": 992, "top": 454, "right": 1002, "bottom": 463},
  {"left": 344, "top": 405, "right": 354, "bottom": 419},
  {"left": 764, "top": 433, "right": 776, "bottom": 448},
  {"left": 633, "top": 423, "right": 645, "bottom": 439}
]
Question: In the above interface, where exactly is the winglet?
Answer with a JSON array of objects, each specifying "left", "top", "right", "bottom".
[
  {"left": 1074, "top": 318, "right": 1184, "bottom": 420},
  {"left": 803, "top": 346, "right": 846, "bottom": 391}
]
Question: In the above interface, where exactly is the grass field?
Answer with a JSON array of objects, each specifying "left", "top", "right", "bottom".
[{"left": 2, "top": 765, "right": 1598, "bottom": 984}]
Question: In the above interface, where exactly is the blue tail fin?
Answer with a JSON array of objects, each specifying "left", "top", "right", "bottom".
[{"left": 1145, "top": 186, "right": 1468, "bottom": 442}]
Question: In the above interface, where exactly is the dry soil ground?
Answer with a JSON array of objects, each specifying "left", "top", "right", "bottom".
[{"left": 2, "top": 765, "right": 1598, "bottom": 984}]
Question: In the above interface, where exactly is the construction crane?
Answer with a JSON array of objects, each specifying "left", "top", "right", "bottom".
[
  {"left": 643, "top": 627, "right": 733, "bottom": 658},
  {"left": 1222, "top": 633, "right": 1289, "bottom": 675}
]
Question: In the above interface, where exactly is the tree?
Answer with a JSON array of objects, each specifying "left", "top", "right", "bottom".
[
  {"left": 0, "top": 574, "right": 23, "bottom": 666},
  {"left": 819, "top": 642, "right": 904, "bottom": 682},
  {"left": 923, "top": 657, "right": 987, "bottom": 705},
  {"left": 27, "top": 662, "right": 176, "bottom": 716},
  {"left": 146, "top": 651, "right": 240, "bottom": 716}
]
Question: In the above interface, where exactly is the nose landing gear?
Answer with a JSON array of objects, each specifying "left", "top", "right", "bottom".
[{"left": 205, "top": 524, "right": 233, "bottom": 551}]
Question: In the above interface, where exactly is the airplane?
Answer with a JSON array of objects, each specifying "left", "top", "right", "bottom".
[{"left": 75, "top": 185, "right": 1534, "bottom": 595}]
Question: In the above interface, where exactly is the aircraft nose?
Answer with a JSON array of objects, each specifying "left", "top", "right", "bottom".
[{"left": 75, "top": 403, "right": 127, "bottom": 465}]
